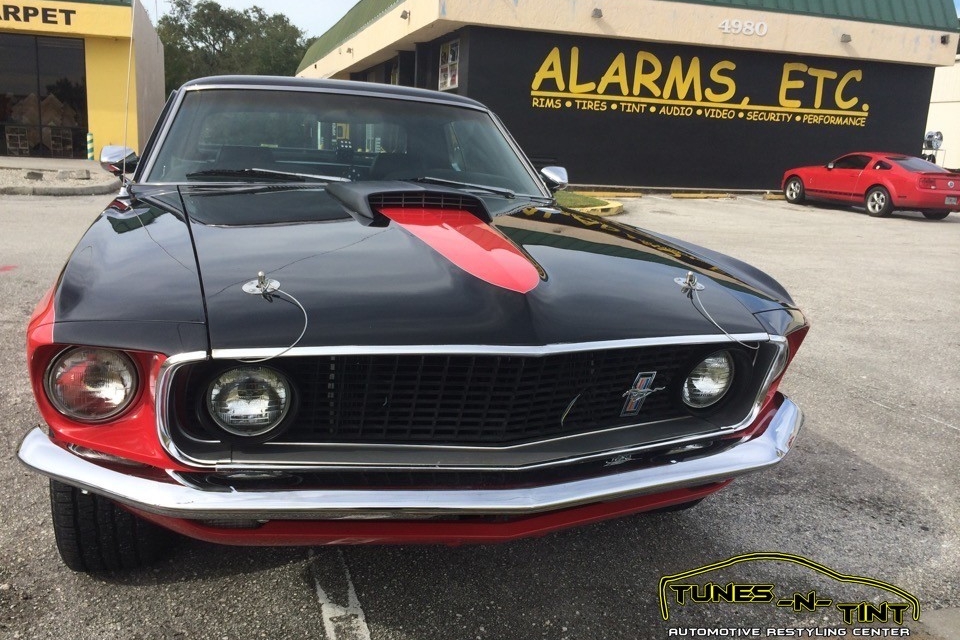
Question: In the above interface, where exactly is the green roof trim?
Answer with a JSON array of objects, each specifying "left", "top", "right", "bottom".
[
  {"left": 297, "top": 0, "right": 403, "bottom": 74},
  {"left": 660, "top": 0, "right": 959, "bottom": 32}
]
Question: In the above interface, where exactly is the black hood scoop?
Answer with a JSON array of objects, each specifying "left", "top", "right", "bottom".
[{"left": 325, "top": 181, "right": 491, "bottom": 226}]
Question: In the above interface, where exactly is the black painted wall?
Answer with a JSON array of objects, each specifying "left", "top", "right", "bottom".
[{"left": 454, "top": 27, "right": 936, "bottom": 189}]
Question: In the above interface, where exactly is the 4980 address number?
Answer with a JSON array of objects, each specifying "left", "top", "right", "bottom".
[{"left": 719, "top": 19, "right": 768, "bottom": 36}]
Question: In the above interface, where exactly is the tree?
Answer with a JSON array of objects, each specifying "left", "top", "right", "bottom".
[{"left": 157, "top": 0, "right": 308, "bottom": 94}]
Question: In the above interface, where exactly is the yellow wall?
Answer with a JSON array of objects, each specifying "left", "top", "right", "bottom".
[
  {"left": 85, "top": 36, "right": 139, "bottom": 155},
  {"left": 0, "top": 0, "right": 130, "bottom": 38}
]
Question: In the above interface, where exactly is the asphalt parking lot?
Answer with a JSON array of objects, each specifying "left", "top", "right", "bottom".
[{"left": 1, "top": 192, "right": 958, "bottom": 640}]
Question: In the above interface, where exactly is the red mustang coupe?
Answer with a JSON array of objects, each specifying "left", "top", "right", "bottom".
[{"left": 782, "top": 152, "right": 960, "bottom": 220}]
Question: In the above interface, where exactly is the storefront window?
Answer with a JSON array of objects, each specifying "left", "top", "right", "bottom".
[
  {"left": 0, "top": 34, "right": 87, "bottom": 158},
  {"left": 438, "top": 40, "right": 459, "bottom": 91}
]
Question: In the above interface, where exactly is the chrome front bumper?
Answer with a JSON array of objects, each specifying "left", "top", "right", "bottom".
[{"left": 18, "top": 398, "right": 802, "bottom": 521}]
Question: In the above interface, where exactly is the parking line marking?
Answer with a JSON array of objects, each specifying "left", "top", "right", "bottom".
[
  {"left": 309, "top": 549, "right": 372, "bottom": 640},
  {"left": 865, "top": 398, "right": 959, "bottom": 433}
]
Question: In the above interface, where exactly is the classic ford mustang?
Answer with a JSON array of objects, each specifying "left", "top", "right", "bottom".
[{"left": 18, "top": 76, "right": 808, "bottom": 571}]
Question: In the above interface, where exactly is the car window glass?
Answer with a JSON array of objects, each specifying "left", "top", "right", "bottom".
[
  {"left": 890, "top": 156, "right": 949, "bottom": 173},
  {"left": 873, "top": 161, "right": 892, "bottom": 171},
  {"left": 832, "top": 155, "right": 871, "bottom": 170}
]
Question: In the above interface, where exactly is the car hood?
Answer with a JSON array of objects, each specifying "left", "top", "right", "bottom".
[{"left": 173, "top": 186, "right": 783, "bottom": 351}]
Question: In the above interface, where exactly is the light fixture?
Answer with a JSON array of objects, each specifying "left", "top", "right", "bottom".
[
  {"left": 840, "top": 33, "right": 852, "bottom": 43},
  {"left": 591, "top": 8, "right": 603, "bottom": 18},
  {"left": 942, "top": 34, "right": 951, "bottom": 45},
  {"left": 681, "top": 351, "right": 735, "bottom": 410},
  {"left": 206, "top": 366, "right": 294, "bottom": 439},
  {"left": 346, "top": 47, "right": 354, "bottom": 54},
  {"left": 400, "top": 9, "right": 410, "bottom": 19}
]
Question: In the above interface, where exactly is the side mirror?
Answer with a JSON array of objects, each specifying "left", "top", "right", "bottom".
[
  {"left": 540, "top": 166, "right": 569, "bottom": 192},
  {"left": 826, "top": 162, "right": 835, "bottom": 170},
  {"left": 100, "top": 145, "right": 138, "bottom": 177}
]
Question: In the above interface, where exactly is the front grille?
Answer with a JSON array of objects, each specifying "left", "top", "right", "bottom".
[{"left": 266, "top": 345, "right": 705, "bottom": 446}]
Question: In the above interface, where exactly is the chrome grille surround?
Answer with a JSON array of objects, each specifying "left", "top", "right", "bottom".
[{"left": 157, "top": 333, "right": 783, "bottom": 471}]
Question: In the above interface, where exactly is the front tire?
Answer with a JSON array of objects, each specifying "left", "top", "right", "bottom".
[
  {"left": 783, "top": 177, "right": 805, "bottom": 204},
  {"left": 922, "top": 210, "right": 951, "bottom": 220},
  {"left": 865, "top": 186, "right": 892, "bottom": 217},
  {"left": 49, "top": 480, "right": 175, "bottom": 572}
]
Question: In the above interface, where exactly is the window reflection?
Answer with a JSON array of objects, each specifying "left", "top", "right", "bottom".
[{"left": 1, "top": 34, "right": 87, "bottom": 158}]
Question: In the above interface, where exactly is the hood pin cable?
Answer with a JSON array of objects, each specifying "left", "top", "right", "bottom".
[
  {"left": 675, "top": 271, "right": 759, "bottom": 351},
  {"left": 239, "top": 271, "right": 309, "bottom": 363}
]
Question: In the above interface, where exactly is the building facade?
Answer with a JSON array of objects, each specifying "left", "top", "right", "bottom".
[
  {"left": 298, "top": 0, "right": 960, "bottom": 189},
  {"left": 926, "top": 48, "right": 960, "bottom": 170},
  {"left": 0, "top": 0, "right": 164, "bottom": 159}
]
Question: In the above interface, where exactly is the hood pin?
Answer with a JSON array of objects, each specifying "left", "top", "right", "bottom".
[
  {"left": 675, "top": 271, "right": 705, "bottom": 295},
  {"left": 243, "top": 271, "right": 281, "bottom": 300}
]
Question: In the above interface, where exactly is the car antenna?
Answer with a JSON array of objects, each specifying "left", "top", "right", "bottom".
[{"left": 119, "top": 1, "right": 138, "bottom": 178}]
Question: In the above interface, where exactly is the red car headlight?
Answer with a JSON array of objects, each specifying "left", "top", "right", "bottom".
[{"left": 43, "top": 347, "right": 139, "bottom": 422}]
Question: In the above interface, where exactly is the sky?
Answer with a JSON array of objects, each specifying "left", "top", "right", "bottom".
[
  {"left": 145, "top": 0, "right": 960, "bottom": 37},
  {"left": 145, "top": 0, "right": 362, "bottom": 39}
]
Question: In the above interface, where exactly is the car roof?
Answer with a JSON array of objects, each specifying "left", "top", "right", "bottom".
[
  {"left": 839, "top": 151, "right": 901, "bottom": 157},
  {"left": 179, "top": 75, "right": 488, "bottom": 110}
]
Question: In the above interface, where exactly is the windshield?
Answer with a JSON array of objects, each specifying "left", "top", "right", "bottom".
[{"left": 145, "top": 88, "right": 545, "bottom": 196}]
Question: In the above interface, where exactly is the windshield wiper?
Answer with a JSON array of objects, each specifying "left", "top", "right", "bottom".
[
  {"left": 406, "top": 176, "right": 516, "bottom": 199},
  {"left": 185, "top": 168, "right": 350, "bottom": 183}
]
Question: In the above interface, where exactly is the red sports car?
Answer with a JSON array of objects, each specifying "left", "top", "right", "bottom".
[{"left": 782, "top": 153, "right": 960, "bottom": 220}]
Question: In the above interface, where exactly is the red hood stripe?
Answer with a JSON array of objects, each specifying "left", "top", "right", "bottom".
[{"left": 378, "top": 207, "right": 541, "bottom": 294}]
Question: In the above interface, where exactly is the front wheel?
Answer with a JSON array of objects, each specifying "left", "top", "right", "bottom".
[
  {"left": 922, "top": 210, "right": 951, "bottom": 220},
  {"left": 783, "top": 177, "right": 805, "bottom": 204},
  {"left": 865, "top": 186, "right": 892, "bottom": 217},
  {"left": 49, "top": 480, "right": 175, "bottom": 572}
]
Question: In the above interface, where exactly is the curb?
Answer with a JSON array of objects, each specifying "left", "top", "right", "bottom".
[
  {"left": 0, "top": 179, "right": 120, "bottom": 197},
  {"left": 577, "top": 191, "right": 644, "bottom": 199},
  {"left": 570, "top": 200, "right": 624, "bottom": 216},
  {"left": 670, "top": 193, "right": 735, "bottom": 199}
]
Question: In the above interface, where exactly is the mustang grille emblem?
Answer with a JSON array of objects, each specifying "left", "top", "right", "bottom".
[{"left": 621, "top": 371, "right": 665, "bottom": 417}]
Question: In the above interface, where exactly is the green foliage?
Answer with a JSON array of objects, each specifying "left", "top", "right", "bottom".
[
  {"left": 554, "top": 191, "right": 609, "bottom": 209},
  {"left": 157, "top": 0, "right": 308, "bottom": 94}
]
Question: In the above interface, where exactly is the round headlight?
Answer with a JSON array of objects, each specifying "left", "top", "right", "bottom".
[
  {"left": 44, "top": 347, "right": 139, "bottom": 422},
  {"left": 207, "top": 366, "right": 292, "bottom": 437},
  {"left": 682, "top": 351, "right": 734, "bottom": 409}
]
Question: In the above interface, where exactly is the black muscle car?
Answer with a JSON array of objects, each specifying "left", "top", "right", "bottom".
[{"left": 18, "top": 76, "right": 808, "bottom": 571}]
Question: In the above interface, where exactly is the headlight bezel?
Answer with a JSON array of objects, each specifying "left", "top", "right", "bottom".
[{"left": 43, "top": 346, "right": 141, "bottom": 423}]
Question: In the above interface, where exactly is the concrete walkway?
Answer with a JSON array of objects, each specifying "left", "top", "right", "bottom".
[{"left": 0, "top": 156, "right": 120, "bottom": 196}]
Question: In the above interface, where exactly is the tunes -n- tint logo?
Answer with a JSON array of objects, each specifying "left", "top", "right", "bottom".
[{"left": 659, "top": 552, "right": 920, "bottom": 627}]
